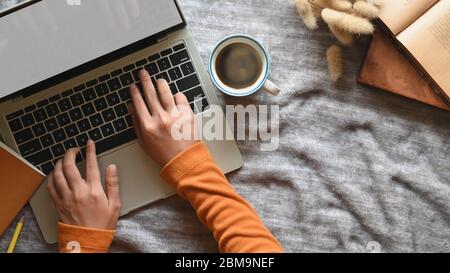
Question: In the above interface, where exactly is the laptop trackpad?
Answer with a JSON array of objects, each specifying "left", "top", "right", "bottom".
[
  {"left": 96, "top": 142, "right": 175, "bottom": 214},
  {"left": 30, "top": 142, "right": 174, "bottom": 244}
]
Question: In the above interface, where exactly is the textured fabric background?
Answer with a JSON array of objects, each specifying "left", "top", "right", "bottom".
[
  {"left": 0, "top": 0, "right": 19, "bottom": 10},
  {"left": 1, "top": 0, "right": 450, "bottom": 253}
]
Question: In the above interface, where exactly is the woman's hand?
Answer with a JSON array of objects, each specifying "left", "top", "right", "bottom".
[
  {"left": 129, "top": 69, "right": 199, "bottom": 167},
  {"left": 47, "top": 140, "right": 121, "bottom": 230}
]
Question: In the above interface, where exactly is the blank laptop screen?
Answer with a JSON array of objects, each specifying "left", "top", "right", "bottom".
[{"left": 0, "top": 0, "right": 183, "bottom": 98}]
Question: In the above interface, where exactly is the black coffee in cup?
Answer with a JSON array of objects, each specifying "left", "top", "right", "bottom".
[{"left": 215, "top": 42, "right": 263, "bottom": 89}]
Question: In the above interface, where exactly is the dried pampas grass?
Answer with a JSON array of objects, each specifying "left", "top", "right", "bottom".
[
  {"left": 295, "top": 0, "right": 318, "bottom": 30},
  {"left": 309, "top": 0, "right": 351, "bottom": 11},
  {"left": 353, "top": 1, "right": 380, "bottom": 19},
  {"left": 293, "top": 0, "right": 381, "bottom": 82},
  {"left": 329, "top": 0, "right": 353, "bottom": 11},
  {"left": 326, "top": 45, "right": 343, "bottom": 82},
  {"left": 329, "top": 24, "right": 353, "bottom": 45},
  {"left": 367, "top": 0, "right": 382, "bottom": 7},
  {"left": 322, "top": 8, "right": 374, "bottom": 34}
]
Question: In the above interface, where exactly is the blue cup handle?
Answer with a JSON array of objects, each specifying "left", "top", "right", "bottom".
[{"left": 263, "top": 79, "right": 281, "bottom": 96}]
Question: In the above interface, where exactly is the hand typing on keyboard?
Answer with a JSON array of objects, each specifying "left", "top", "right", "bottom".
[
  {"left": 129, "top": 69, "right": 199, "bottom": 167},
  {"left": 45, "top": 69, "right": 197, "bottom": 230},
  {"left": 47, "top": 140, "right": 121, "bottom": 230}
]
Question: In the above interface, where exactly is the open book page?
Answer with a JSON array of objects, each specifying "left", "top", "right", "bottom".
[
  {"left": 397, "top": 0, "right": 450, "bottom": 98},
  {"left": 379, "top": 0, "right": 438, "bottom": 35}
]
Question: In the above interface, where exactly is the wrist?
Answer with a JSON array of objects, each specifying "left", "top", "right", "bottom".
[{"left": 160, "top": 142, "right": 212, "bottom": 187}]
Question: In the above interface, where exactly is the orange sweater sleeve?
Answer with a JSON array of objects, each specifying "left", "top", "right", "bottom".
[
  {"left": 58, "top": 222, "right": 115, "bottom": 253},
  {"left": 160, "top": 142, "right": 283, "bottom": 253},
  {"left": 57, "top": 142, "right": 282, "bottom": 253}
]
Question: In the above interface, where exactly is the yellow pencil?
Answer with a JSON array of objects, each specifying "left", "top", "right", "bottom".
[{"left": 7, "top": 216, "right": 24, "bottom": 253}]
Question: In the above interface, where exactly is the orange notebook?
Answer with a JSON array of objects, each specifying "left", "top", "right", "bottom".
[
  {"left": 359, "top": 29, "right": 450, "bottom": 112},
  {"left": 0, "top": 141, "right": 45, "bottom": 236}
]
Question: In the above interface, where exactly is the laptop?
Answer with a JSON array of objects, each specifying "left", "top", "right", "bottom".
[{"left": 0, "top": 0, "right": 243, "bottom": 243}]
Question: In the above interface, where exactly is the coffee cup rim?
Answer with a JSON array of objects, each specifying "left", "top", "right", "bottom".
[{"left": 208, "top": 34, "right": 271, "bottom": 97}]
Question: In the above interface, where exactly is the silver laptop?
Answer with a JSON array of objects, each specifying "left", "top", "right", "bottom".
[{"left": 0, "top": 0, "right": 242, "bottom": 243}]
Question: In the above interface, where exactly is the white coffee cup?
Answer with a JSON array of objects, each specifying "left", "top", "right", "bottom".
[{"left": 209, "top": 35, "right": 281, "bottom": 97}]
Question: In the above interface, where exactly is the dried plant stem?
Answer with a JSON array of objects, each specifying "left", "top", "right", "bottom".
[
  {"left": 326, "top": 45, "right": 343, "bottom": 82},
  {"left": 308, "top": 0, "right": 323, "bottom": 17},
  {"left": 321, "top": 8, "right": 374, "bottom": 34},
  {"left": 329, "top": 24, "right": 353, "bottom": 45},
  {"left": 309, "top": 0, "right": 352, "bottom": 11},
  {"left": 308, "top": 0, "right": 327, "bottom": 9},
  {"left": 353, "top": 1, "right": 380, "bottom": 19},
  {"left": 295, "top": 0, "right": 319, "bottom": 30},
  {"left": 330, "top": 0, "right": 353, "bottom": 11}
]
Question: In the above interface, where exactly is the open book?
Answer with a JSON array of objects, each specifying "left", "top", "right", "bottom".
[
  {"left": 379, "top": 0, "right": 450, "bottom": 101},
  {"left": 359, "top": 29, "right": 450, "bottom": 112}
]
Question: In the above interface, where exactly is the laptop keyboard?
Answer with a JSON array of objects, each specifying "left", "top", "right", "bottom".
[{"left": 5, "top": 42, "right": 210, "bottom": 175}]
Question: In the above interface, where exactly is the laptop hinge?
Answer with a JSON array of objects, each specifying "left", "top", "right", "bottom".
[
  {"left": 157, "top": 35, "right": 169, "bottom": 43},
  {"left": 9, "top": 95, "right": 24, "bottom": 102}
]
